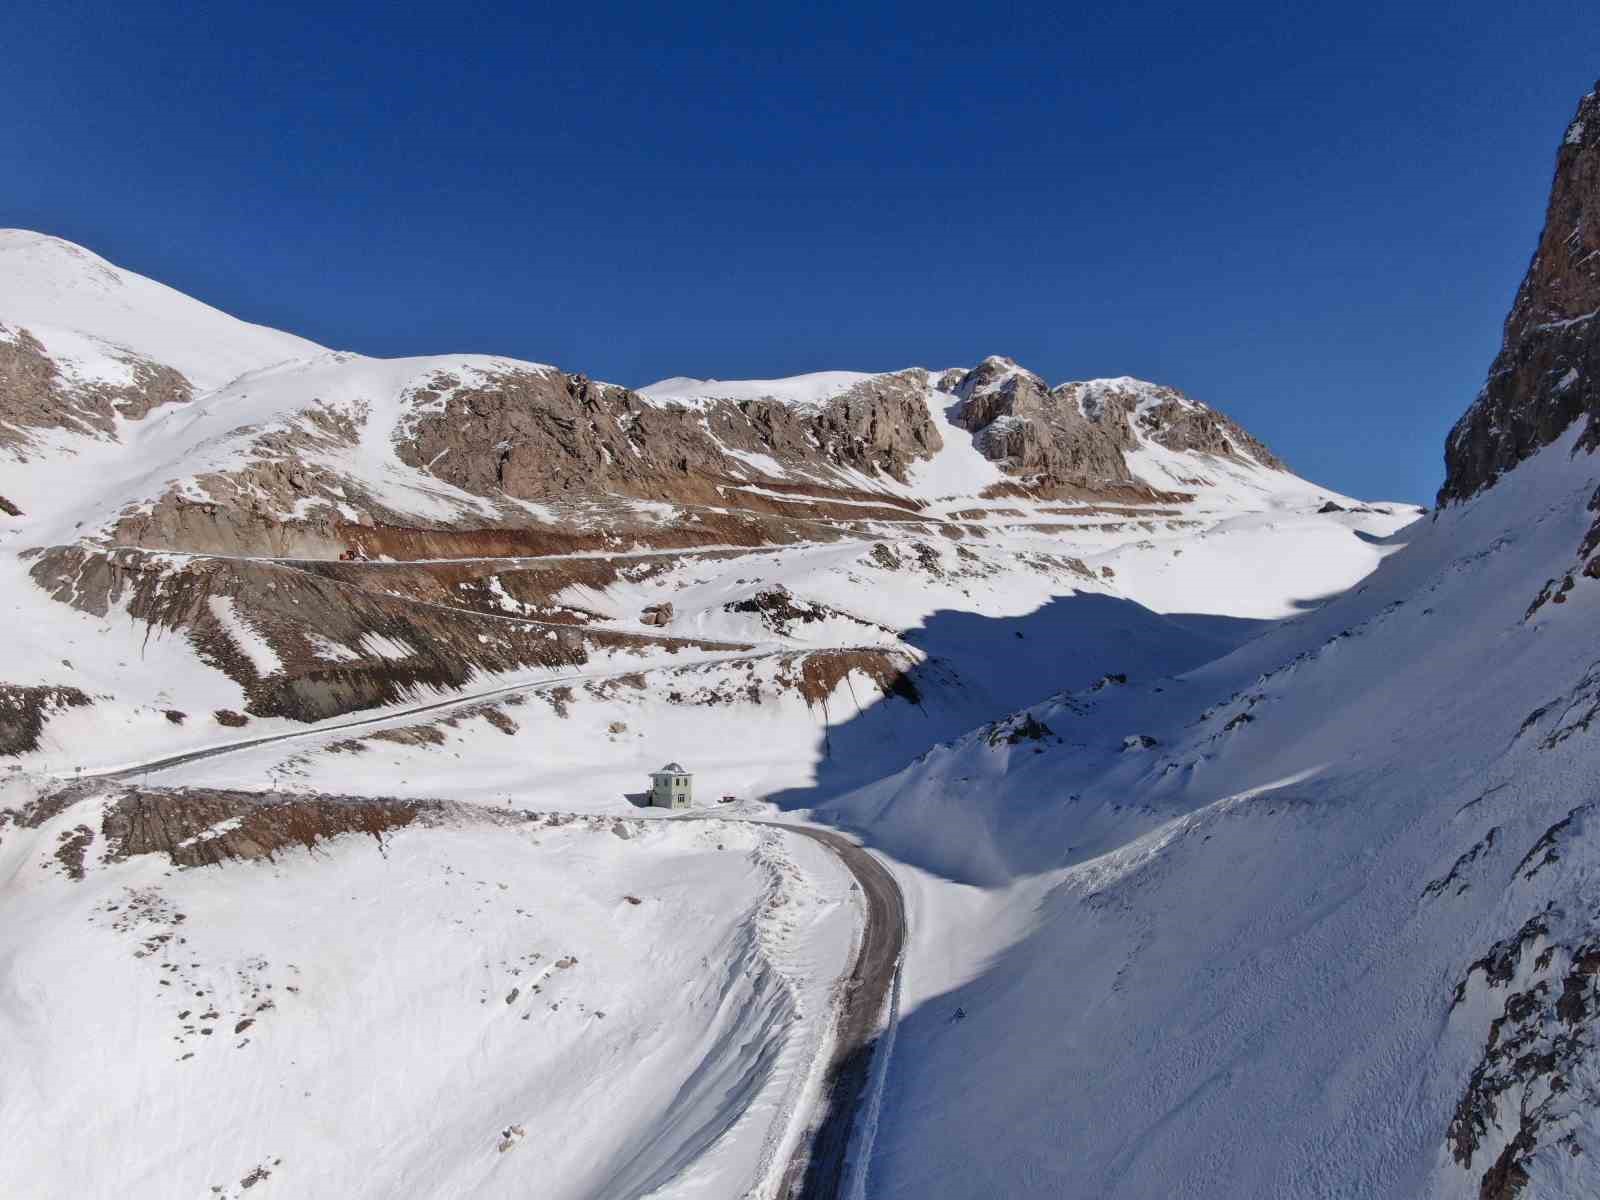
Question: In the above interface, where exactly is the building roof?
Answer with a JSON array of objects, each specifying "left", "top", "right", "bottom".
[{"left": 654, "top": 761, "right": 688, "bottom": 774}]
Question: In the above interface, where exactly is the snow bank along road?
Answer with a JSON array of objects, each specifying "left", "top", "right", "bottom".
[
  {"left": 86, "top": 726, "right": 908, "bottom": 1199},
  {"left": 758, "top": 821, "right": 904, "bottom": 1200},
  {"left": 75, "top": 646, "right": 861, "bottom": 782}
]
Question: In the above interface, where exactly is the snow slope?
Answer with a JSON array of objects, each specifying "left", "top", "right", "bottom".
[
  {"left": 638, "top": 371, "right": 880, "bottom": 409},
  {"left": 0, "top": 790, "right": 856, "bottom": 1200},
  {"left": 0, "top": 230, "right": 322, "bottom": 391},
  {"left": 2, "top": 351, "right": 558, "bottom": 549},
  {"left": 822, "top": 426, "right": 1600, "bottom": 1198}
]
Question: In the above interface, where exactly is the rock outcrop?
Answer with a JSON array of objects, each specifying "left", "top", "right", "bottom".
[
  {"left": 948, "top": 357, "right": 1282, "bottom": 492},
  {"left": 0, "top": 683, "right": 92, "bottom": 755},
  {"left": 1440, "top": 83, "right": 1600, "bottom": 504},
  {"left": 0, "top": 323, "right": 192, "bottom": 450},
  {"left": 398, "top": 365, "right": 942, "bottom": 503}
]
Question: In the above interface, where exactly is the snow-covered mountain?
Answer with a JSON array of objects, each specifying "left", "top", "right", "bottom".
[
  {"left": 1, "top": 221, "right": 1403, "bottom": 777},
  {"left": 0, "top": 226, "right": 1412, "bottom": 1198},
  {"left": 10, "top": 80, "right": 1597, "bottom": 1200},
  {"left": 817, "top": 82, "right": 1600, "bottom": 1199}
]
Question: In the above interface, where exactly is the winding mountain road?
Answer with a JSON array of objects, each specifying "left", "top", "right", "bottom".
[
  {"left": 758, "top": 821, "right": 904, "bottom": 1200},
  {"left": 75, "top": 687, "right": 907, "bottom": 1200},
  {"left": 69, "top": 645, "right": 874, "bottom": 782}
]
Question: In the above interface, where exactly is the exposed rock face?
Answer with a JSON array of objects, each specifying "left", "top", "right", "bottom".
[
  {"left": 101, "top": 788, "right": 428, "bottom": 868},
  {"left": 952, "top": 358, "right": 1138, "bottom": 488},
  {"left": 0, "top": 323, "right": 192, "bottom": 450},
  {"left": 24, "top": 544, "right": 745, "bottom": 725},
  {"left": 1446, "top": 894, "right": 1600, "bottom": 1198},
  {"left": 1127, "top": 385, "right": 1282, "bottom": 466},
  {"left": 0, "top": 683, "right": 92, "bottom": 755},
  {"left": 398, "top": 365, "right": 942, "bottom": 504},
  {"left": 76, "top": 350, "right": 1286, "bottom": 559},
  {"left": 1441, "top": 84, "right": 1600, "bottom": 504},
  {"left": 948, "top": 357, "right": 1282, "bottom": 492}
]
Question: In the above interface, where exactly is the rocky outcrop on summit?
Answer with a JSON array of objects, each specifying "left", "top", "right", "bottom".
[
  {"left": 948, "top": 356, "right": 1282, "bottom": 492},
  {"left": 399, "top": 364, "right": 941, "bottom": 503},
  {"left": 1440, "top": 84, "right": 1600, "bottom": 504},
  {"left": 951, "top": 358, "right": 1138, "bottom": 489}
]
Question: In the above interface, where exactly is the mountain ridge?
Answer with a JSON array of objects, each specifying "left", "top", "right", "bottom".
[{"left": 0, "top": 230, "right": 1407, "bottom": 781}]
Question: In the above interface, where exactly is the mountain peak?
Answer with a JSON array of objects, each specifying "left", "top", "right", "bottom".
[
  {"left": 0, "top": 229, "right": 323, "bottom": 393},
  {"left": 1440, "top": 81, "right": 1600, "bottom": 503}
]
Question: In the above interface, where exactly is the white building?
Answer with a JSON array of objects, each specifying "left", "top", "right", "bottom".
[{"left": 649, "top": 762, "right": 693, "bottom": 809}]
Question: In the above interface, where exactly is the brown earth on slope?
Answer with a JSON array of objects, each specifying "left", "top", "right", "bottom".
[
  {"left": 26, "top": 545, "right": 747, "bottom": 725},
  {"left": 0, "top": 683, "right": 92, "bottom": 755}
]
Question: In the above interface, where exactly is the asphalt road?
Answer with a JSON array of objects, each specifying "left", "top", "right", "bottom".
[
  {"left": 84, "top": 651, "right": 776, "bottom": 781},
  {"left": 83, "top": 645, "right": 890, "bottom": 784},
  {"left": 757, "top": 821, "right": 905, "bottom": 1200}
]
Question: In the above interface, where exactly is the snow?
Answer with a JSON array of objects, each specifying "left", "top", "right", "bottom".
[
  {"left": 4, "top": 321, "right": 140, "bottom": 389},
  {"left": 358, "top": 632, "right": 416, "bottom": 661},
  {"left": 306, "top": 633, "right": 362, "bottom": 663},
  {"left": 14, "top": 227, "right": 1584, "bottom": 1199},
  {"left": 108, "top": 419, "right": 1572, "bottom": 1200},
  {"left": 1090, "top": 504, "right": 1415, "bottom": 619},
  {"left": 0, "top": 348, "right": 565, "bottom": 551},
  {"left": 1533, "top": 307, "right": 1599, "bottom": 332},
  {"left": 723, "top": 483, "right": 909, "bottom": 510},
  {"left": 0, "top": 802, "right": 857, "bottom": 1200},
  {"left": 820, "top": 426, "right": 1600, "bottom": 1199},
  {"left": 719, "top": 444, "right": 792, "bottom": 479},
  {"left": 638, "top": 371, "right": 880, "bottom": 410},
  {"left": 1072, "top": 375, "right": 1188, "bottom": 421},
  {"left": 208, "top": 596, "right": 283, "bottom": 677},
  {"left": 0, "top": 230, "right": 321, "bottom": 391},
  {"left": 174, "top": 815, "right": 244, "bottom": 848}
]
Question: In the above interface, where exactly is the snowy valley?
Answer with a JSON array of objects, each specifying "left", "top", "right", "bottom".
[{"left": 5, "top": 81, "right": 1600, "bottom": 1200}]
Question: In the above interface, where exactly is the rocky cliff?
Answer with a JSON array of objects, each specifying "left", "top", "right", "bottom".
[
  {"left": 1440, "top": 83, "right": 1600, "bottom": 504},
  {"left": 0, "top": 322, "right": 192, "bottom": 450},
  {"left": 396, "top": 364, "right": 942, "bottom": 504},
  {"left": 947, "top": 357, "right": 1283, "bottom": 493},
  {"left": 1, "top": 227, "right": 1339, "bottom": 750}
]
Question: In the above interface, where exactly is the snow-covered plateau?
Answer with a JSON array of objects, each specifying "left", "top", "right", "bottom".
[{"left": 6, "top": 79, "right": 1600, "bottom": 1200}]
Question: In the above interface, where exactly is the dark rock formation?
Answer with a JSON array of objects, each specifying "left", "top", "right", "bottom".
[
  {"left": 0, "top": 683, "right": 92, "bottom": 755},
  {"left": 102, "top": 788, "right": 426, "bottom": 868},
  {"left": 947, "top": 356, "right": 1282, "bottom": 493},
  {"left": 397, "top": 365, "right": 942, "bottom": 504},
  {"left": 0, "top": 323, "right": 191, "bottom": 450},
  {"left": 1447, "top": 901, "right": 1600, "bottom": 1198},
  {"left": 1441, "top": 83, "right": 1600, "bottom": 504}
]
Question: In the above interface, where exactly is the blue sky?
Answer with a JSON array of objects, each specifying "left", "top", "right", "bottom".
[{"left": 5, "top": 1, "right": 1598, "bottom": 502}]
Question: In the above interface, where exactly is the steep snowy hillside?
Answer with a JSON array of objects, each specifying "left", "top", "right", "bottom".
[
  {"left": 798, "top": 81, "right": 1600, "bottom": 1200},
  {"left": 0, "top": 120, "right": 1445, "bottom": 1200},
  {"left": 0, "top": 782, "right": 856, "bottom": 1199},
  {"left": 0, "top": 230, "right": 320, "bottom": 396}
]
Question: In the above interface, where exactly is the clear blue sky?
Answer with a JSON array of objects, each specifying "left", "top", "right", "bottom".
[{"left": 5, "top": 2, "right": 1599, "bottom": 502}]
